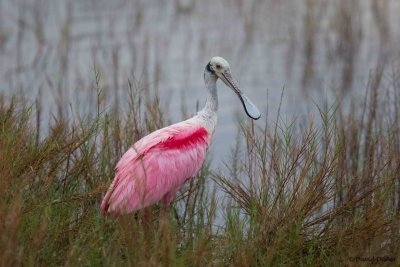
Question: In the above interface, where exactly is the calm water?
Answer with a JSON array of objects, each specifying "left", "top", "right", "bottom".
[{"left": 1, "top": 0, "right": 399, "bottom": 164}]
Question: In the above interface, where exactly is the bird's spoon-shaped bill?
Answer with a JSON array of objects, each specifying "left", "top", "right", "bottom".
[
  {"left": 240, "top": 94, "right": 261, "bottom": 120},
  {"left": 217, "top": 70, "right": 261, "bottom": 120}
]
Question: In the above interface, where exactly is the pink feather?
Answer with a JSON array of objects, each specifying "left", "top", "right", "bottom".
[{"left": 101, "top": 120, "right": 209, "bottom": 216}]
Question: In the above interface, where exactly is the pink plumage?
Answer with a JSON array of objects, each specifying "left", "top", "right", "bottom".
[
  {"left": 101, "top": 120, "right": 209, "bottom": 216},
  {"left": 101, "top": 56, "right": 261, "bottom": 217}
]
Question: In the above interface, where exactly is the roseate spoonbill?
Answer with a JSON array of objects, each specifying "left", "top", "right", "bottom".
[{"left": 101, "top": 57, "right": 260, "bottom": 216}]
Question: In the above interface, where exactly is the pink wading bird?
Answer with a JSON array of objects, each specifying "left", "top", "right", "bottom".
[{"left": 101, "top": 57, "right": 261, "bottom": 216}]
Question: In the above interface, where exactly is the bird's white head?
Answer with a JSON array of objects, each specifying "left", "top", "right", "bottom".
[
  {"left": 209, "top": 57, "right": 230, "bottom": 73},
  {"left": 205, "top": 56, "right": 261, "bottom": 120}
]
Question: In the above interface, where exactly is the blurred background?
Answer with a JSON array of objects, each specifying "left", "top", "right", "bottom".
[{"left": 1, "top": 0, "right": 399, "bottom": 163}]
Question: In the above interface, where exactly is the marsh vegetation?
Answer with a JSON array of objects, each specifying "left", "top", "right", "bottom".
[{"left": 1, "top": 0, "right": 400, "bottom": 266}]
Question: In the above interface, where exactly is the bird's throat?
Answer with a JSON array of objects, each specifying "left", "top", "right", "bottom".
[{"left": 203, "top": 74, "right": 218, "bottom": 113}]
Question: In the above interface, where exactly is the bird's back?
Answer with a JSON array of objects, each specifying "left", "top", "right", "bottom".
[{"left": 101, "top": 118, "right": 210, "bottom": 216}]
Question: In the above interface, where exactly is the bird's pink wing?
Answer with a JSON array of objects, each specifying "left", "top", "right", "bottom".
[{"left": 101, "top": 121, "right": 209, "bottom": 216}]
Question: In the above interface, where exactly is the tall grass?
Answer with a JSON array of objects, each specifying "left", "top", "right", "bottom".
[
  {"left": 214, "top": 78, "right": 400, "bottom": 265},
  {"left": 1, "top": 70, "right": 399, "bottom": 266},
  {"left": 1, "top": 0, "right": 400, "bottom": 265}
]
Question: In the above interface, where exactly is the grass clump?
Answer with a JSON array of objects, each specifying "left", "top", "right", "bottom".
[{"left": 0, "top": 74, "right": 400, "bottom": 266}]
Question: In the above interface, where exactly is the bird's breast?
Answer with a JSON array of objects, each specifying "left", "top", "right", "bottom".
[{"left": 192, "top": 111, "right": 218, "bottom": 143}]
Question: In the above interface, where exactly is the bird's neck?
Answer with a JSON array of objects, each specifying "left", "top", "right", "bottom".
[
  {"left": 203, "top": 74, "right": 218, "bottom": 113},
  {"left": 195, "top": 73, "right": 218, "bottom": 136}
]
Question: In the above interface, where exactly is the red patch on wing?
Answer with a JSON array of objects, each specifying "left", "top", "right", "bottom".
[{"left": 158, "top": 127, "right": 208, "bottom": 150}]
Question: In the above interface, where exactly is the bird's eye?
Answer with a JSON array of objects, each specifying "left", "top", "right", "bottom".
[{"left": 216, "top": 64, "right": 222, "bottom": 70}]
